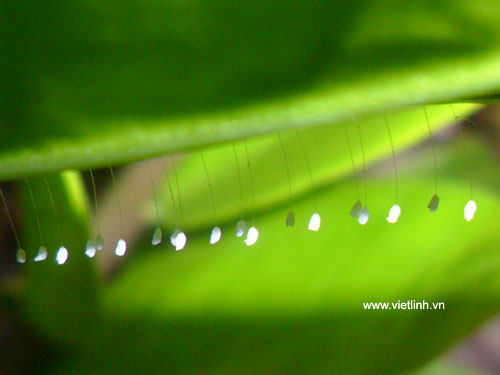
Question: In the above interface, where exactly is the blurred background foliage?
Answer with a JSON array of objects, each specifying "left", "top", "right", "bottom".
[
  {"left": 2, "top": 0, "right": 500, "bottom": 178},
  {"left": 3, "top": 1, "right": 500, "bottom": 374}
]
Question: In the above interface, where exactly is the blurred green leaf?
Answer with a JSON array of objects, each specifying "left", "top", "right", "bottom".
[
  {"left": 52, "top": 137, "right": 500, "bottom": 375},
  {"left": 3, "top": 2, "right": 500, "bottom": 374},
  {"left": 405, "top": 361, "right": 483, "bottom": 375},
  {"left": 20, "top": 172, "right": 101, "bottom": 346},
  {"left": 2, "top": 1, "right": 500, "bottom": 179},
  {"left": 157, "top": 104, "right": 478, "bottom": 231}
]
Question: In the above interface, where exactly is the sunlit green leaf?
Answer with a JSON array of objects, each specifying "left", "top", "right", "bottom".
[
  {"left": 51, "top": 138, "right": 500, "bottom": 375},
  {"left": 156, "top": 104, "right": 478, "bottom": 231}
]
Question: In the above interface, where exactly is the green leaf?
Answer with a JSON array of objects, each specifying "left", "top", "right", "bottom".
[
  {"left": 405, "top": 361, "right": 483, "bottom": 375},
  {"left": 2, "top": 1, "right": 500, "bottom": 179},
  {"left": 20, "top": 171, "right": 101, "bottom": 346},
  {"left": 156, "top": 103, "right": 478, "bottom": 231},
  {"left": 55, "top": 138, "right": 500, "bottom": 375}
]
